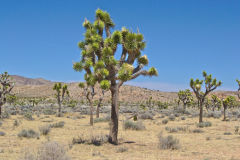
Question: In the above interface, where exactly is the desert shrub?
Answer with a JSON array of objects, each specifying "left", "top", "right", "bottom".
[
  {"left": 0, "top": 131, "right": 5, "bottom": 136},
  {"left": 206, "top": 137, "right": 211, "bottom": 140},
  {"left": 235, "top": 126, "right": 239, "bottom": 134},
  {"left": 165, "top": 126, "right": 188, "bottom": 133},
  {"left": 13, "top": 119, "right": 21, "bottom": 127},
  {"left": 168, "top": 115, "right": 175, "bottom": 121},
  {"left": 192, "top": 129, "right": 204, "bottom": 133},
  {"left": 158, "top": 133, "right": 180, "bottom": 150},
  {"left": 94, "top": 115, "right": 110, "bottom": 123},
  {"left": 50, "top": 121, "right": 65, "bottom": 128},
  {"left": 89, "top": 134, "right": 108, "bottom": 146},
  {"left": 18, "top": 129, "right": 39, "bottom": 138},
  {"left": 162, "top": 119, "right": 168, "bottom": 124},
  {"left": 181, "top": 116, "right": 186, "bottom": 120},
  {"left": 1, "top": 111, "right": 10, "bottom": 119},
  {"left": 123, "top": 120, "right": 145, "bottom": 130},
  {"left": 43, "top": 108, "right": 56, "bottom": 115},
  {"left": 174, "top": 113, "right": 180, "bottom": 117},
  {"left": 21, "top": 141, "right": 71, "bottom": 160},
  {"left": 0, "top": 121, "right": 2, "bottom": 126},
  {"left": 224, "top": 132, "right": 232, "bottom": 135},
  {"left": 139, "top": 112, "right": 154, "bottom": 120},
  {"left": 116, "top": 146, "right": 128, "bottom": 153},
  {"left": 39, "top": 125, "right": 51, "bottom": 135},
  {"left": 165, "top": 127, "right": 178, "bottom": 133},
  {"left": 158, "top": 115, "right": 165, "bottom": 118},
  {"left": 197, "top": 121, "right": 212, "bottom": 128},
  {"left": 72, "top": 136, "right": 86, "bottom": 145},
  {"left": 24, "top": 112, "right": 34, "bottom": 121},
  {"left": 206, "top": 111, "right": 221, "bottom": 118}
]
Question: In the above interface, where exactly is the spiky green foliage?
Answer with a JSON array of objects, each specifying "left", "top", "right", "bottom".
[
  {"left": 190, "top": 71, "right": 221, "bottom": 122},
  {"left": 177, "top": 89, "right": 193, "bottom": 109},
  {"left": 222, "top": 96, "right": 237, "bottom": 120},
  {"left": 53, "top": 83, "right": 69, "bottom": 117},
  {"left": 0, "top": 72, "right": 15, "bottom": 115},
  {"left": 236, "top": 79, "right": 240, "bottom": 99},
  {"left": 222, "top": 96, "right": 237, "bottom": 109},
  {"left": 73, "top": 9, "right": 157, "bottom": 144},
  {"left": 210, "top": 94, "right": 222, "bottom": 111}
]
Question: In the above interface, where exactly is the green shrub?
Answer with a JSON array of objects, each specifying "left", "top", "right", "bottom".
[
  {"left": 162, "top": 119, "right": 168, "bottom": 124},
  {"left": 0, "top": 131, "right": 6, "bottom": 136},
  {"left": 39, "top": 125, "right": 51, "bottom": 135},
  {"left": 24, "top": 112, "right": 34, "bottom": 121},
  {"left": 50, "top": 121, "right": 65, "bottom": 128},
  {"left": 158, "top": 133, "right": 180, "bottom": 150},
  {"left": 123, "top": 120, "right": 145, "bottom": 130},
  {"left": 18, "top": 129, "right": 39, "bottom": 138},
  {"left": 197, "top": 121, "right": 212, "bottom": 128}
]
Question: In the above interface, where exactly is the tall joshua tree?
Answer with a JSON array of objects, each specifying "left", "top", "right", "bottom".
[
  {"left": 0, "top": 72, "right": 14, "bottom": 116},
  {"left": 190, "top": 71, "right": 221, "bottom": 123},
  {"left": 73, "top": 9, "right": 157, "bottom": 144},
  {"left": 53, "top": 83, "right": 69, "bottom": 117},
  {"left": 177, "top": 89, "right": 193, "bottom": 111},
  {"left": 222, "top": 96, "right": 236, "bottom": 121},
  {"left": 236, "top": 79, "right": 240, "bottom": 99}
]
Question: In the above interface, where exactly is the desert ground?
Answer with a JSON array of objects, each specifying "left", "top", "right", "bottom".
[{"left": 0, "top": 108, "right": 240, "bottom": 160}]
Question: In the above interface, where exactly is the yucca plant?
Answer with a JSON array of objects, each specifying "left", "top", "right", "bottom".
[
  {"left": 236, "top": 79, "right": 240, "bottom": 99},
  {"left": 190, "top": 71, "right": 221, "bottom": 123},
  {"left": 222, "top": 96, "right": 237, "bottom": 121},
  {"left": 73, "top": 9, "right": 157, "bottom": 144},
  {"left": 210, "top": 94, "right": 222, "bottom": 111},
  {"left": 0, "top": 72, "right": 14, "bottom": 117},
  {"left": 177, "top": 89, "right": 193, "bottom": 111},
  {"left": 53, "top": 83, "right": 69, "bottom": 117}
]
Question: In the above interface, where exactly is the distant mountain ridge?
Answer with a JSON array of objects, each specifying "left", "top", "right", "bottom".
[{"left": 11, "top": 75, "right": 53, "bottom": 86}]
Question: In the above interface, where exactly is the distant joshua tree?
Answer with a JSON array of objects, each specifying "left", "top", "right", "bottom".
[
  {"left": 0, "top": 72, "right": 14, "bottom": 117},
  {"left": 190, "top": 71, "right": 221, "bottom": 123},
  {"left": 236, "top": 79, "right": 240, "bottom": 99},
  {"left": 210, "top": 94, "right": 222, "bottom": 111},
  {"left": 53, "top": 83, "right": 69, "bottom": 117},
  {"left": 222, "top": 96, "right": 236, "bottom": 121},
  {"left": 177, "top": 89, "right": 193, "bottom": 111},
  {"left": 73, "top": 9, "right": 157, "bottom": 144}
]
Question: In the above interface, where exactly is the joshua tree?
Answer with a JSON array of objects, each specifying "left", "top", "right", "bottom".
[
  {"left": 53, "top": 83, "right": 69, "bottom": 117},
  {"left": 177, "top": 89, "right": 193, "bottom": 111},
  {"left": 222, "top": 96, "right": 236, "bottom": 121},
  {"left": 6, "top": 94, "right": 17, "bottom": 106},
  {"left": 236, "top": 79, "right": 240, "bottom": 99},
  {"left": 96, "top": 89, "right": 105, "bottom": 118},
  {"left": 78, "top": 83, "right": 95, "bottom": 125},
  {"left": 0, "top": 72, "right": 14, "bottom": 116},
  {"left": 190, "top": 71, "right": 221, "bottom": 123},
  {"left": 73, "top": 9, "right": 157, "bottom": 144},
  {"left": 210, "top": 94, "right": 222, "bottom": 111}
]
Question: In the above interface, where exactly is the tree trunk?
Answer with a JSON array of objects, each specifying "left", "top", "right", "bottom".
[
  {"left": 0, "top": 104, "right": 2, "bottom": 116},
  {"left": 183, "top": 103, "right": 186, "bottom": 112},
  {"left": 199, "top": 101, "right": 203, "bottom": 123},
  {"left": 96, "top": 103, "right": 100, "bottom": 118},
  {"left": 89, "top": 99, "right": 93, "bottom": 126},
  {"left": 109, "top": 85, "right": 119, "bottom": 145},
  {"left": 223, "top": 106, "right": 226, "bottom": 121},
  {"left": 58, "top": 102, "right": 62, "bottom": 117}
]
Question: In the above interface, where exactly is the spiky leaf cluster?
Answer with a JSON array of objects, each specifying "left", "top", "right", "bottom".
[
  {"left": 190, "top": 71, "right": 221, "bottom": 100},
  {"left": 74, "top": 8, "right": 157, "bottom": 92},
  {"left": 53, "top": 83, "right": 69, "bottom": 102},
  {"left": 210, "top": 94, "right": 222, "bottom": 110},
  {"left": 0, "top": 72, "right": 15, "bottom": 106},
  {"left": 177, "top": 89, "right": 193, "bottom": 106},
  {"left": 222, "top": 96, "right": 237, "bottom": 109}
]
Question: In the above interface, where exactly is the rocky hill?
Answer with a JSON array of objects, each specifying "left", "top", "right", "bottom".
[{"left": 10, "top": 75, "right": 238, "bottom": 104}]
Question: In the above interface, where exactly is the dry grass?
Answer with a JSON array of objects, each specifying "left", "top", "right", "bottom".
[{"left": 0, "top": 113, "right": 240, "bottom": 160}]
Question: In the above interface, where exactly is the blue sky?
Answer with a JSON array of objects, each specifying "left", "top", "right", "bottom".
[{"left": 0, "top": 0, "right": 239, "bottom": 91}]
